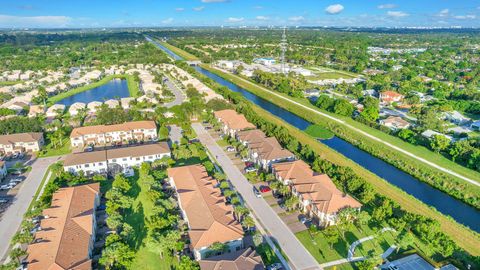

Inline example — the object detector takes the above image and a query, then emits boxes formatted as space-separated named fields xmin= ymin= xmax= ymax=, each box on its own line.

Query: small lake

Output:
xmin=150 ymin=38 xmax=480 ymax=232
xmin=56 ymin=79 xmax=130 ymax=106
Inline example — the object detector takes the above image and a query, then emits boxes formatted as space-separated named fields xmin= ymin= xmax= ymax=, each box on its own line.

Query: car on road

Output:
xmin=245 ymin=166 xmax=257 ymax=173
xmin=0 ymin=185 xmax=10 ymax=190
xmin=244 ymin=161 xmax=254 ymax=167
xmin=259 ymin=186 xmax=271 ymax=193
xmin=226 ymin=146 xmax=235 ymax=152
xmin=300 ymin=217 xmax=312 ymax=224
xmin=85 ymin=146 xmax=94 ymax=152
xmin=0 ymin=198 xmax=8 ymax=204
xmin=267 ymin=263 xmax=283 ymax=270
xmin=253 ymin=186 xmax=262 ymax=198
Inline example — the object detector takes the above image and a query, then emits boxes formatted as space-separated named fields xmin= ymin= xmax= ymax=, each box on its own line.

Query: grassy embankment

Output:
xmin=0 ymin=80 xmax=23 ymax=86
xmin=47 ymin=74 xmax=140 ymax=105
xmin=164 ymin=43 xmax=480 ymax=255
xmin=158 ymin=41 xmax=200 ymax=61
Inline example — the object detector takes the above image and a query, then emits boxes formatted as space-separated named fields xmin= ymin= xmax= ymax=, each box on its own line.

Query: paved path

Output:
xmin=210 ymin=67 xmax=480 ymax=187
xmin=0 ymin=156 xmax=62 ymax=261
xmin=163 ymin=76 xmax=186 ymax=108
xmin=193 ymin=123 xmax=321 ymax=270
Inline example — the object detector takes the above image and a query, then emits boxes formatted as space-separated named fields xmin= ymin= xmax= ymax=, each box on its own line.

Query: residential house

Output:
xmin=254 ymin=57 xmax=276 ymax=66
xmin=70 ymin=121 xmax=158 ymax=148
xmin=68 ymin=102 xmax=86 ymax=116
xmin=63 ymin=143 xmax=171 ymax=175
xmin=28 ymin=105 xmax=45 ymax=118
xmin=87 ymin=101 xmax=103 ymax=114
xmin=443 ymin=111 xmax=470 ymax=125
xmin=199 ymin=248 xmax=264 ymax=270
xmin=379 ymin=116 xmax=410 ymax=130
xmin=7 ymin=101 xmax=28 ymax=114
xmin=379 ymin=91 xmax=404 ymax=104
xmin=167 ymin=165 xmax=244 ymax=260
xmin=104 ymin=99 xmax=119 ymax=109
xmin=272 ymin=160 xmax=361 ymax=227
xmin=46 ymin=104 xmax=66 ymax=118
xmin=421 ymin=130 xmax=453 ymax=141
xmin=121 ymin=97 xmax=135 ymax=109
xmin=0 ymin=132 xmax=44 ymax=155
xmin=26 ymin=183 xmax=100 ymax=270
xmin=0 ymin=161 xmax=7 ymax=179
xmin=214 ymin=110 xmax=255 ymax=137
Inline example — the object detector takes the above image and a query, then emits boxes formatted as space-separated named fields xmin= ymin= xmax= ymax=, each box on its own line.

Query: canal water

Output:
xmin=56 ymin=78 xmax=130 ymax=106
xmin=150 ymin=38 xmax=480 ymax=232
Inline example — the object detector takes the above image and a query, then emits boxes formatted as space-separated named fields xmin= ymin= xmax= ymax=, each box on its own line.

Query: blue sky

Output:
xmin=0 ymin=0 xmax=479 ymax=28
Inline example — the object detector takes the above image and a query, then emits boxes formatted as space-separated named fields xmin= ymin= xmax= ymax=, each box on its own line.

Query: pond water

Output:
xmin=56 ymin=78 xmax=130 ymax=106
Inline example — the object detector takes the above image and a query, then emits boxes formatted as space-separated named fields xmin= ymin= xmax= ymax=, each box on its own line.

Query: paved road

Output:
xmin=0 ymin=156 xmax=62 ymax=261
xmin=210 ymin=66 xmax=480 ymax=187
xmin=192 ymin=123 xmax=321 ymax=270
xmin=163 ymin=77 xmax=186 ymax=108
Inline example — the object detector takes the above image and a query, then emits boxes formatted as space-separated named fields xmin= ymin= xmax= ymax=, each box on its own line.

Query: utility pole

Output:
xmin=280 ymin=26 xmax=287 ymax=75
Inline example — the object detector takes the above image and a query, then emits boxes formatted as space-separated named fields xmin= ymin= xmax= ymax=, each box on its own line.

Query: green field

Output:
xmin=304 ymin=124 xmax=334 ymax=139
xmin=47 ymin=74 xmax=140 ymax=105
xmin=0 ymin=80 xmax=23 ymax=86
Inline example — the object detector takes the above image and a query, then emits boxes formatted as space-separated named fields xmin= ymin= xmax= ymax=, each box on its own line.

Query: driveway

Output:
xmin=0 ymin=156 xmax=62 ymax=261
xmin=163 ymin=77 xmax=186 ymax=108
xmin=192 ymin=123 xmax=321 ymax=270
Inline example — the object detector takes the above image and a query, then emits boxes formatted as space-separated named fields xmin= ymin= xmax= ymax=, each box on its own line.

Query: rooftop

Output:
xmin=70 ymin=121 xmax=156 ymax=138
xmin=214 ymin=110 xmax=255 ymax=131
xmin=199 ymin=248 xmax=264 ymax=270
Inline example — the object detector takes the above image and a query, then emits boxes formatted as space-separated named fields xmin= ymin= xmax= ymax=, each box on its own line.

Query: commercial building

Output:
xmin=167 ymin=165 xmax=244 ymax=260
xmin=70 ymin=121 xmax=158 ymax=148
xmin=214 ymin=110 xmax=255 ymax=137
xmin=63 ymin=143 xmax=170 ymax=175
xmin=272 ymin=160 xmax=361 ymax=227
xmin=199 ymin=247 xmax=264 ymax=270
xmin=26 ymin=183 xmax=100 ymax=270
xmin=0 ymin=132 xmax=44 ymax=155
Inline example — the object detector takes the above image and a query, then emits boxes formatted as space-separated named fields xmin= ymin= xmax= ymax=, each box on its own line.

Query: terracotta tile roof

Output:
xmin=167 ymin=165 xmax=244 ymax=249
xmin=272 ymin=160 xmax=361 ymax=214
xmin=214 ymin=110 xmax=255 ymax=131
xmin=199 ymin=248 xmax=264 ymax=270
xmin=70 ymin=121 xmax=156 ymax=138
xmin=0 ymin=132 xmax=43 ymax=145
xmin=27 ymin=183 xmax=100 ymax=270
xmin=249 ymin=137 xmax=294 ymax=161
xmin=63 ymin=143 xmax=170 ymax=166
xmin=382 ymin=116 xmax=410 ymax=127
xmin=236 ymin=129 xmax=267 ymax=145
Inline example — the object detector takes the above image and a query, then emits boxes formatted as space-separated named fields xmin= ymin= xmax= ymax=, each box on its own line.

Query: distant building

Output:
xmin=87 ymin=101 xmax=103 ymax=114
xmin=304 ymin=89 xmax=320 ymax=98
xmin=214 ymin=110 xmax=256 ymax=137
xmin=68 ymin=102 xmax=86 ymax=116
xmin=104 ymin=99 xmax=119 ymax=109
xmin=121 ymin=97 xmax=135 ymax=109
xmin=380 ymin=254 xmax=458 ymax=270
xmin=254 ymin=57 xmax=276 ymax=66
xmin=46 ymin=104 xmax=66 ymax=118
xmin=443 ymin=110 xmax=470 ymax=125
xmin=70 ymin=121 xmax=157 ymax=148
xmin=199 ymin=248 xmax=264 ymax=270
xmin=63 ymin=143 xmax=171 ymax=176
xmin=26 ymin=183 xmax=100 ymax=270
xmin=167 ymin=165 xmax=244 ymax=260
xmin=272 ymin=160 xmax=361 ymax=227
xmin=0 ymin=132 xmax=44 ymax=155
xmin=421 ymin=130 xmax=453 ymax=141
xmin=28 ymin=105 xmax=45 ymax=118
xmin=379 ymin=91 xmax=404 ymax=104
xmin=379 ymin=116 xmax=410 ymax=130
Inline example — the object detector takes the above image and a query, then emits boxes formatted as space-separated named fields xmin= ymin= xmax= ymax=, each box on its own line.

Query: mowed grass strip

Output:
xmin=160 ymin=41 xmax=199 ymax=61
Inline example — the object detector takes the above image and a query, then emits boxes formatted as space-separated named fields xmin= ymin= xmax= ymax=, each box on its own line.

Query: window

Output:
xmin=136 ymin=157 xmax=140 ymax=161
xmin=112 ymin=159 xmax=117 ymax=162
xmin=98 ymin=162 xmax=103 ymax=165
xmin=123 ymin=158 xmax=127 ymax=161
xmin=85 ymin=164 xmax=90 ymax=168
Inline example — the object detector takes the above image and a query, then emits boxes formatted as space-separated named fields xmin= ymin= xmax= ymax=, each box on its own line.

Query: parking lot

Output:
xmin=0 ymin=155 xmax=32 ymax=219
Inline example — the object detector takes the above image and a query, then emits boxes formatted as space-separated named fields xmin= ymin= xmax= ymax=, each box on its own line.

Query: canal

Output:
xmin=150 ymin=38 xmax=480 ymax=232
xmin=56 ymin=78 xmax=130 ymax=106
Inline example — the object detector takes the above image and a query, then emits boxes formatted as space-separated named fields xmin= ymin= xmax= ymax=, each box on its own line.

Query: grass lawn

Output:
xmin=325 ymin=263 xmax=356 ymax=270
xmin=0 ymin=80 xmax=23 ymax=86
xmin=216 ymin=138 xmax=230 ymax=147
xmin=47 ymin=74 xmax=140 ymax=105
xmin=304 ymin=124 xmax=334 ymax=139
xmin=296 ymin=224 xmax=397 ymax=264
xmin=37 ymin=138 xmax=71 ymax=157
xmin=124 ymin=173 xmax=178 ymax=269
xmin=256 ymin=243 xmax=281 ymax=265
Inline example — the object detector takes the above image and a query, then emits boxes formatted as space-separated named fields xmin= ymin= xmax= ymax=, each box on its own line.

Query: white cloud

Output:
xmin=377 ymin=4 xmax=397 ymax=9
xmin=162 ymin=18 xmax=174 ymax=24
xmin=226 ymin=17 xmax=244 ymax=23
xmin=288 ymin=16 xmax=305 ymax=22
xmin=453 ymin=15 xmax=476 ymax=19
xmin=175 ymin=8 xmax=185 ymax=12
xmin=193 ymin=6 xmax=205 ymax=11
xmin=0 ymin=14 xmax=71 ymax=28
xmin=255 ymin=16 xmax=269 ymax=21
xmin=387 ymin=11 xmax=409 ymax=18
xmin=325 ymin=4 xmax=344 ymax=15
xmin=438 ymin=9 xmax=449 ymax=17
xmin=201 ymin=0 xmax=228 ymax=2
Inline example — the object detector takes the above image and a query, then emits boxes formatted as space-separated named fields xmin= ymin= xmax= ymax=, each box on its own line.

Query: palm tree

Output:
xmin=242 ymin=216 xmax=256 ymax=230
xmin=234 ymin=205 xmax=250 ymax=221
xmin=9 ymin=248 xmax=27 ymax=264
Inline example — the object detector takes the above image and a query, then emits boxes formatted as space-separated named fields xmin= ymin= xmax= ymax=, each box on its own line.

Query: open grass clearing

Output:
xmin=304 ymin=124 xmax=334 ymax=139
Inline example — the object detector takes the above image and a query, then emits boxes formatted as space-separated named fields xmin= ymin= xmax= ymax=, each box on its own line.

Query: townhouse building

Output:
xmin=63 ymin=143 xmax=170 ymax=175
xmin=272 ymin=160 xmax=361 ymax=227
xmin=199 ymin=247 xmax=265 ymax=270
xmin=0 ymin=132 xmax=44 ymax=155
xmin=214 ymin=109 xmax=255 ymax=137
xmin=27 ymin=183 xmax=100 ymax=270
xmin=70 ymin=121 xmax=158 ymax=148
xmin=167 ymin=165 xmax=244 ymax=260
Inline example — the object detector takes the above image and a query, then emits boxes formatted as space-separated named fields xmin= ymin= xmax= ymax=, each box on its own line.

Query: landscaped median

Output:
xmin=200 ymin=64 xmax=480 ymax=209
xmin=47 ymin=74 xmax=140 ymax=105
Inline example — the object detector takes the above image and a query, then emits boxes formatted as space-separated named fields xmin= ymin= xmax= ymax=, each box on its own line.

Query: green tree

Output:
xmin=9 ymin=248 xmax=27 ymax=264
xmin=112 ymin=174 xmax=131 ymax=192
xmin=159 ymin=125 xmax=169 ymax=141
xmin=178 ymin=256 xmax=200 ymax=270
xmin=99 ymin=241 xmax=135 ymax=270
xmin=396 ymin=231 xmax=415 ymax=252
xmin=430 ymin=134 xmax=450 ymax=153
xmin=323 ymin=226 xmax=340 ymax=249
